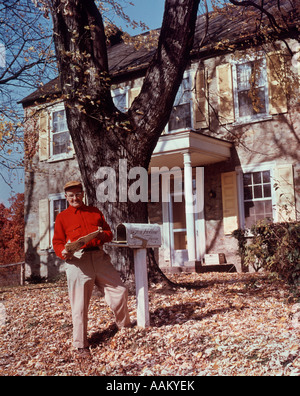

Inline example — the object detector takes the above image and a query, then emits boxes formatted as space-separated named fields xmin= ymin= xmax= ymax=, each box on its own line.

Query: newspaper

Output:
xmin=65 ymin=227 xmax=102 ymax=255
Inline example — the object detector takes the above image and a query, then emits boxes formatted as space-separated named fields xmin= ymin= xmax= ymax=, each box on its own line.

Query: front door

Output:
xmin=169 ymin=192 xmax=189 ymax=266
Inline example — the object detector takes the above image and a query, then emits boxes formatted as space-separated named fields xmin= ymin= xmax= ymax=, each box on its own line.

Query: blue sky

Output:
xmin=0 ymin=152 xmax=24 ymax=207
xmin=114 ymin=0 xmax=165 ymax=34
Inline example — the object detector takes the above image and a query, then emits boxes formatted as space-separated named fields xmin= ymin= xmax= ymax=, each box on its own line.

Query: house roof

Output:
xmin=20 ymin=0 xmax=299 ymax=107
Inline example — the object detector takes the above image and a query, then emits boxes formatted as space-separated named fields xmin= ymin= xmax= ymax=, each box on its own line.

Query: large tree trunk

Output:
xmin=50 ymin=0 xmax=200 ymax=287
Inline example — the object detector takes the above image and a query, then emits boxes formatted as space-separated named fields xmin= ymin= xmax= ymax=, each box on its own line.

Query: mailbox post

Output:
xmin=133 ymin=248 xmax=149 ymax=328
xmin=110 ymin=223 xmax=161 ymax=328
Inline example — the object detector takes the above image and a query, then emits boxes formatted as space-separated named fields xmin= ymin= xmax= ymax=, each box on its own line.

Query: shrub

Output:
xmin=233 ymin=222 xmax=300 ymax=285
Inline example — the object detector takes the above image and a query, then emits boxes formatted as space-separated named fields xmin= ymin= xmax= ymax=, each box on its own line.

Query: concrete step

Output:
xmin=196 ymin=264 xmax=237 ymax=273
xmin=162 ymin=264 xmax=236 ymax=274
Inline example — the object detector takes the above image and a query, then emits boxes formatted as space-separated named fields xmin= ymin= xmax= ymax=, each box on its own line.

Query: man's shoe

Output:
xmin=76 ymin=347 xmax=91 ymax=358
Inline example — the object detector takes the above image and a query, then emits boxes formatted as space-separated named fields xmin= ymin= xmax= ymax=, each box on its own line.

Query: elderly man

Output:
xmin=53 ymin=181 xmax=130 ymax=356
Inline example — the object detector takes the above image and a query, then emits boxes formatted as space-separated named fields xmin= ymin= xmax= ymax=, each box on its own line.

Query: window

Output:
xmin=168 ymin=75 xmax=193 ymax=132
xmin=49 ymin=194 xmax=68 ymax=246
xmin=171 ymin=194 xmax=187 ymax=250
xmin=53 ymin=197 xmax=67 ymax=222
xmin=112 ymin=88 xmax=127 ymax=113
xmin=237 ymin=162 xmax=296 ymax=229
xmin=243 ymin=170 xmax=273 ymax=228
xmin=233 ymin=57 xmax=269 ymax=123
xmin=50 ymin=108 xmax=72 ymax=158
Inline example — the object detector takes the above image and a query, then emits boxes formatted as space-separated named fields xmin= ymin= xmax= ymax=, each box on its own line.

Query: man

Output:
xmin=52 ymin=180 xmax=131 ymax=356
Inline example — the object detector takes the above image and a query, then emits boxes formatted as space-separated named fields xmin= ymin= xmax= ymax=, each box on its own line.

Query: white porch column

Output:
xmin=183 ymin=151 xmax=196 ymax=263
xmin=195 ymin=167 xmax=206 ymax=261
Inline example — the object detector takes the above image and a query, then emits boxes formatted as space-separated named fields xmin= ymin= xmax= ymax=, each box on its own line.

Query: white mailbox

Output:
xmin=115 ymin=223 xmax=161 ymax=248
xmin=110 ymin=223 xmax=161 ymax=328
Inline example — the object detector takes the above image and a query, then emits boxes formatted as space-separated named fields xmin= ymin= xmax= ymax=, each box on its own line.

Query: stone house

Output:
xmin=21 ymin=2 xmax=300 ymax=279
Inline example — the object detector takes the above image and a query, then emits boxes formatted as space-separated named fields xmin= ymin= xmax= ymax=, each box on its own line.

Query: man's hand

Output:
xmin=96 ymin=227 xmax=104 ymax=241
xmin=62 ymin=249 xmax=74 ymax=260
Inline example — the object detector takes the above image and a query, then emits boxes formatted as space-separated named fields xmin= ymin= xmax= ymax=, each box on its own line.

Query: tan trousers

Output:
xmin=65 ymin=249 xmax=130 ymax=348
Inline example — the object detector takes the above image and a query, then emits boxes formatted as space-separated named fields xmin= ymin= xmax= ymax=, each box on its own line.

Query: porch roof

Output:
xmin=150 ymin=131 xmax=232 ymax=169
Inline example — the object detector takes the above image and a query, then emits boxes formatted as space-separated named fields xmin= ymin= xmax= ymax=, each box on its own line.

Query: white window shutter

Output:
xmin=194 ymin=68 xmax=209 ymax=129
xmin=39 ymin=110 xmax=49 ymax=161
xmin=216 ymin=63 xmax=234 ymax=124
xmin=221 ymin=171 xmax=239 ymax=235
xmin=267 ymin=52 xmax=288 ymax=115
xmin=39 ymin=199 xmax=50 ymax=250
xmin=274 ymin=164 xmax=296 ymax=222
xmin=129 ymin=87 xmax=141 ymax=108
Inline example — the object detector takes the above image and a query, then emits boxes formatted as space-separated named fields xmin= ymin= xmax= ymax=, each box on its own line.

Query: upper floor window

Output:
xmin=38 ymin=104 xmax=74 ymax=162
xmin=232 ymin=57 xmax=269 ymax=123
xmin=168 ymin=74 xmax=193 ymax=132
xmin=111 ymin=73 xmax=199 ymax=134
xmin=112 ymin=88 xmax=127 ymax=113
xmin=51 ymin=108 xmax=72 ymax=158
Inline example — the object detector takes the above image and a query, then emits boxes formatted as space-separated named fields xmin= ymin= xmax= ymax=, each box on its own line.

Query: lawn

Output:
xmin=0 ymin=272 xmax=299 ymax=376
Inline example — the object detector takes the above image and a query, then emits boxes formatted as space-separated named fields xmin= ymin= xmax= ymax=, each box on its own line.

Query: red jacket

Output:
xmin=52 ymin=204 xmax=113 ymax=260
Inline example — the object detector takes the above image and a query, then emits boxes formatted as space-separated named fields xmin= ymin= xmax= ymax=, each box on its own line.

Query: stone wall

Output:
xmin=25 ymin=144 xmax=81 ymax=279
xmin=0 ymin=263 xmax=24 ymax=287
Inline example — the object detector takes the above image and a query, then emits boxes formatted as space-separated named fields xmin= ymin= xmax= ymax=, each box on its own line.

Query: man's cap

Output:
xmin=64 ymin=180 xmax=83 ymax=191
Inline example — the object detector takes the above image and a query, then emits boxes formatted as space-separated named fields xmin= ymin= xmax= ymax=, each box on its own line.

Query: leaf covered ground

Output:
xmin=0 ymin=272 xmax=300 ymax=376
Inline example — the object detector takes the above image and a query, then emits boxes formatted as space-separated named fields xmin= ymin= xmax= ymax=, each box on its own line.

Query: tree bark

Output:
xmin=49 ymin=0 xmax=200 ymax=286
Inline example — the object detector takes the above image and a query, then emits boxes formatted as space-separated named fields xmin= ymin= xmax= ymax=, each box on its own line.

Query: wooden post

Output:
xmin=20 ymin=262 xmax=25 ymax=286
xmin=133 ymin=248 xmax=150 ymax=328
